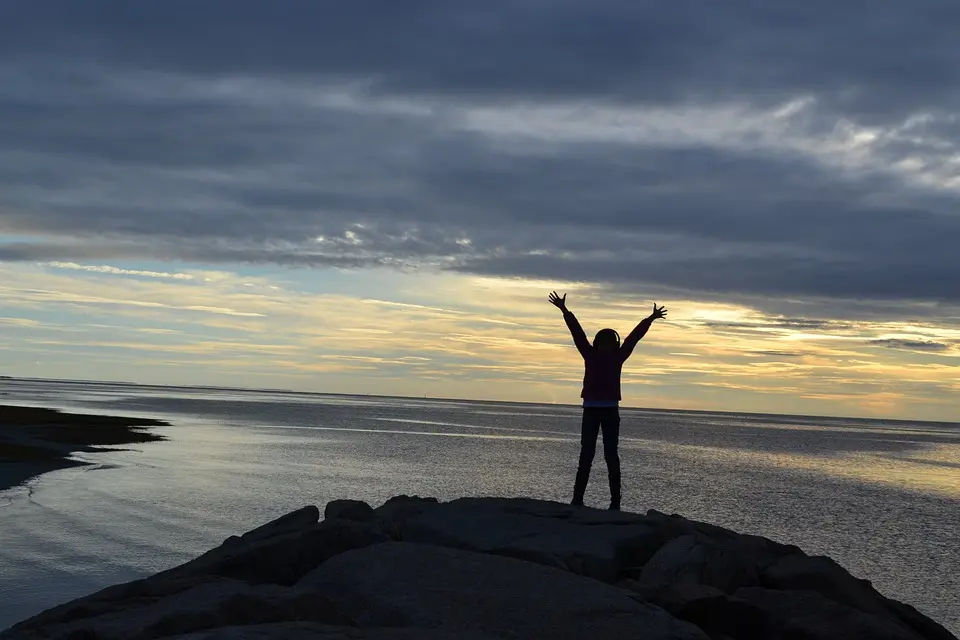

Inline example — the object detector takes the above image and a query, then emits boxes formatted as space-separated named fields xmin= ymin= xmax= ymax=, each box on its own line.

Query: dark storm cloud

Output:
xmin=1 ymin=0 xmax=959 ymax=313
xmin=3 ymin=0 xmax=958 ymax=118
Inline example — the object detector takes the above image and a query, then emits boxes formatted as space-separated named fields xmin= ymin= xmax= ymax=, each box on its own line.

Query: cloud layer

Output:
xmin=2 ymin=261 xmax=957 ymax=420
xmin=2 ymin=0 xmax=959 ymax=310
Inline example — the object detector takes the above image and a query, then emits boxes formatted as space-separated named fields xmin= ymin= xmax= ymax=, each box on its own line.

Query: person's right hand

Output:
xmin=548 ymin=291 xmax=568 ymax=311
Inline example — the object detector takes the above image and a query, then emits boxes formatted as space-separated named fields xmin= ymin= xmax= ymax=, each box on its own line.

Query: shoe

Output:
xmin=571 ymin=498 xmax=584 ymax=507
xmin=608 ymin=502 xmax=620 ymax=511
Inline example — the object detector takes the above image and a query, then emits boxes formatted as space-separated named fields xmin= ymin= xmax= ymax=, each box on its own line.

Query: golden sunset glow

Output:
xmin=1 ymin=261 xmax=955 ymax=422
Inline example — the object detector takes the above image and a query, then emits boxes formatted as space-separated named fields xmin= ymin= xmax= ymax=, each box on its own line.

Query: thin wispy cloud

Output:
xmin=44 ymin=262 xmax=195 ymax=280
xmin=869 ymin=338 xmax=955 ymax=353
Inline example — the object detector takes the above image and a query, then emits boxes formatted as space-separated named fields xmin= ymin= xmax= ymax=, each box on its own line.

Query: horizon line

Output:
xmin=1 ymin=375 xmax=957 ymax=427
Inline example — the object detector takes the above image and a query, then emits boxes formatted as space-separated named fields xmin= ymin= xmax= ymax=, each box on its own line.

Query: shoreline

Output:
xmin=0 ymin=459 xmax=87 ymax=495
xmin=0 ymin=405 xmax=169 ymax=492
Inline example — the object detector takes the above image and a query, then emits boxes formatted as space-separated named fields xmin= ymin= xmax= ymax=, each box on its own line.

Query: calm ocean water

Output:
xmin=1 ymin=378 xmax=958 ymax=633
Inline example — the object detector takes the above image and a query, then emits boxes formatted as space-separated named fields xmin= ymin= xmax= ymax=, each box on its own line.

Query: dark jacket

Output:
xmin=563 ymin=310 xmax=653 ymax=402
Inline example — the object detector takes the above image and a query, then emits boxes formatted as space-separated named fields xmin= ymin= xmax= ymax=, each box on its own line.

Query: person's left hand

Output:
xmin=651 ymin=304 xmax=667 ymax=320
xmin=548 ymin=291 xmax=568 ymax=312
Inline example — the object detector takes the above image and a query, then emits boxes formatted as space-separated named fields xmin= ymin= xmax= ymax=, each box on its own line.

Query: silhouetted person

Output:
xmin=549 ymin=291 xmax=667 ymax=510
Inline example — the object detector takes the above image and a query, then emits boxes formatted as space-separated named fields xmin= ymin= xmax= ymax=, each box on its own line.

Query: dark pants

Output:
xmin=573 ymin=406 xmax=621 ymax=506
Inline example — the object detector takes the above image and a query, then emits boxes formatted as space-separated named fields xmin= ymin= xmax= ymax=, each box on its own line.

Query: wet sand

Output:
xmin=0 ymin=405 xmax=168 ymax=491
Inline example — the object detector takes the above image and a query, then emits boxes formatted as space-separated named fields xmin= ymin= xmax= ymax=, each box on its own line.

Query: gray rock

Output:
xmin=623 ymin=582 xmax=768 ymax=640
xmin=639 ymin=532 xmax=797 ymax=594
xmin=496 ymin=528 xmax=620 ymax=578
xmin=2 ymin=575 xmax=222 ymax=636
xmin=371 ymin=495 xmax=440 ymax=537
xmin=374 ymin=495 xmax=439 ymax=520
xmin=450 ymin=496 xmax=649 ymax=526
xmin=399 ymin=501 xmax=561 ymax=545
xmin=762 ymin=553 xmax=890 ymax=616
xmin=736 ymin=587 xmax=925 ymax=640
xmin=3 ymin=510 xmax=387 ymax=638
xmin=2 ymin=578 xmax=348 ymax=640
xmin=879 ymin=596 xmax=959 ymax=640
xmin=234 ymin=506 xmax=320 ymax=545
xmin=761 ymin=554 xmax=960 ymax=639
xmin=639 ymin=535 xmax=710 ymax=586
xmin=6 ymin=495 xmax=952 ymax=640
xmin=324 ymin=500 xmax=375 ymax=523
xmin=163 ymin=622 xmax=496 ymax=639
xmin=155 ymin=518 xmax=390 ymax=586
xmin=700 ymin=533 xmax=796 ymax=593
xmin=297 ymin=541 xmax=709 ymax=640
xmin=392 ymin=497 xmax=671 ymax=582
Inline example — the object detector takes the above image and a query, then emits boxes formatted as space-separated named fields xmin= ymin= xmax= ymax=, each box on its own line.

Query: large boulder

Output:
xmin=155 ymin=517 xmax=389 ymax=586
xmin=623 ymin=582 xmax=769 ymax=640
xmin=639 ymin=532 xmax=797 ymax=593
xmin=1 ymin=575 xmax=228 ymax=635
xmin=165 ymin=622 xmax=496 ymax=639
xmin=761 ymin=554 xmax=958 ymax=640
xmin=385 ymin=496 xmax=677 ymax=582
xmin=639 ymin=535 xmax=710 ymax=586
xmin=297 ymin=541 xmax=709 ymax=640
xmin=323 ymin=500 xmax=375 ymax=523
xmin=1 ymin=578 xmax=348 ymax=640
xmin=736 ymin=587 xmax=926 ymax=640
xmin=761 ymin=553 xmax=888 ymax=615
xmin=700 ymin=533 xmax=797 ymax=592
xmin=371 ymin=495 xmax=440 ymax=538
xmin=225 ymin=506 xmax=320 ymax=546
xmin=880 ymin=597 xmax=959 ymax=640
xmin=1 ymin=509 xmax=389 ymax=639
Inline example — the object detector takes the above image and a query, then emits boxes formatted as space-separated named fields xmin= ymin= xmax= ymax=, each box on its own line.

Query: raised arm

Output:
xmin=549 ymin=291 xmax=591 ymax=358
xmin=620 ymin=303 xmax=667 ymax=360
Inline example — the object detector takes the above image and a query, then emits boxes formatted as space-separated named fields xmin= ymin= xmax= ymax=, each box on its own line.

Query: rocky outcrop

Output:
xmin=153 ymin=510 xmax=390 ymax=586
xmin=298 ymin=542 xmax=705 ymax=639
xmin=2 ymin=496 xmax=954 ymax=640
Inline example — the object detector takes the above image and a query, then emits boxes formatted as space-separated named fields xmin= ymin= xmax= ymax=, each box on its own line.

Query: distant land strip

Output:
xmin=0 ymin=405 xmax=168 ymax=491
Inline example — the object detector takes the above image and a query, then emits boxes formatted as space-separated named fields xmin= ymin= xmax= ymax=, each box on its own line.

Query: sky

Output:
xmin=1 ymin=1 xmax=958 ymax=421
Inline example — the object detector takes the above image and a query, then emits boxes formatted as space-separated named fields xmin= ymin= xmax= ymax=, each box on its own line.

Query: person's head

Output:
xmin=593 ymin=328 xmax=620 ymax=353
